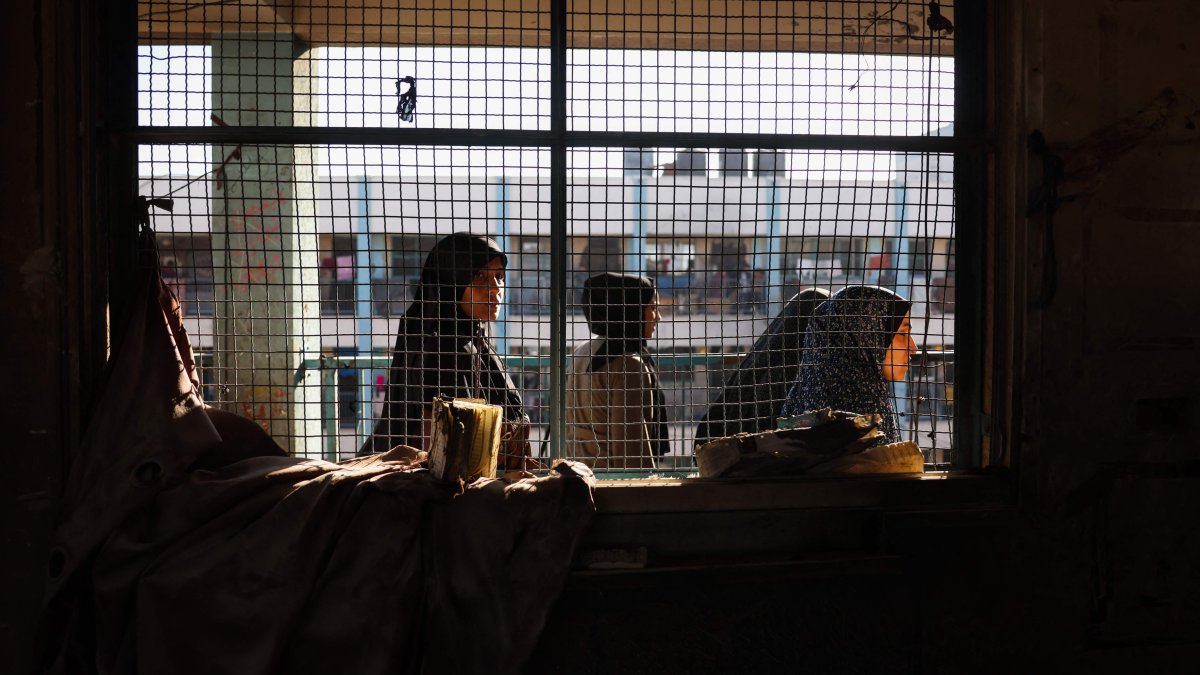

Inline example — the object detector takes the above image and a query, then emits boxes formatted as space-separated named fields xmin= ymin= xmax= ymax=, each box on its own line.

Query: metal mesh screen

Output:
xmin=135 ymin=0 xmax=965 ymax=473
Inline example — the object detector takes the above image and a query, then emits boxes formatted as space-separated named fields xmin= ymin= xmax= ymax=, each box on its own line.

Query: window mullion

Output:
xmin=548 ymin=0 xmax=569 ymax=459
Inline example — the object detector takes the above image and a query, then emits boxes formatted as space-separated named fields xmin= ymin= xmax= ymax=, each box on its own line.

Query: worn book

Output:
xmin=428 ymin=396 xmax=503 ymax=482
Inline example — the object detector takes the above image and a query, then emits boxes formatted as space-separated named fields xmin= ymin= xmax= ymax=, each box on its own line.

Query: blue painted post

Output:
xmin=354 ymin=176 xmax=376 ymax=447
xmin=626 ymin=178 xmax=647 ymax=275
xmin=321 ymin=363 xmax=338 ymax=462
xmin=763 ymin=177 xmax=783 ymax=318
xmin=894 ymin=178 xmax=913 ymax=293
xmin=494 ymin=177 xmax=510 ymax=356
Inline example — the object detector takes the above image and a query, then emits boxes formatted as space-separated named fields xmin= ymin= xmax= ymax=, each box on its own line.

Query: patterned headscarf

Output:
xmin=781 ymin=286 xmax=912 ymax=442
xmin=694 ymin=288 xmax=831 ymax=447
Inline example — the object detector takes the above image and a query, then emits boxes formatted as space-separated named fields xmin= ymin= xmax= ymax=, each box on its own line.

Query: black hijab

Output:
xmin=581 ymin=272 xmax=656 ymax=371
xmin=408 ymin=231 xmax=509 ymax=328
xmin=694 ymin=288 xmax=831 ymax=448
xmin=580 ymin=272 xmax=669 ymax=456
xmin=362 ymin=232 xmax=522 ymax=455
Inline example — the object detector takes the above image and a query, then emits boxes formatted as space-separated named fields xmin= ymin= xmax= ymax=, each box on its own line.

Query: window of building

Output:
xmin=133 ymin=1 xmax=980 ymax=473
xmin=319 ymin=234 xmax=356 ymax=316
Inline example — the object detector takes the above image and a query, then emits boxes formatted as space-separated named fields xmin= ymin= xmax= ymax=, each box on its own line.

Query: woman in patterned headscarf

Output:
xmin=566 ymin=272 xmax=667 ymax=469
xmin=781 ymin=285 xmax=917 ymax=443
xmin=360 ymin=232 xmax=530 ymax=469
xmin=694 ymin=288 xmax=831 ymax=448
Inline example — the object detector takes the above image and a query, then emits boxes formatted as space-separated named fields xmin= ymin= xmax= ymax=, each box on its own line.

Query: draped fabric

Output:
xmin=363 ymin=233 xmax=525 ymax=456
xmin=37 ymin=233 xmax=596 ymax=675
xmin=781 ymin=286 xmax=912 ymax=443
xmin=694 ymin=289 xmax=830 ymax=448
xmin=41 ymin=450 xmax=595 ymax=675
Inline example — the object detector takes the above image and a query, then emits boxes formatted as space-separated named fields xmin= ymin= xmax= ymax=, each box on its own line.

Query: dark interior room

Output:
xmin=3 ymin=1 xmax=1200 ymax=672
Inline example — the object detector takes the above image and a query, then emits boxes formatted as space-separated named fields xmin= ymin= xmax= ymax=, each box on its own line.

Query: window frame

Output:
xmin=116 ymin=0 xmax=993 ymax=481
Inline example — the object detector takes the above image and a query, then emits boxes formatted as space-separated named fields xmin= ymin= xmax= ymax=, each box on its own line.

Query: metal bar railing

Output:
xmin=301 ymin=349 xmax=957 ymax=464
xmin=300 ymin=352 xmax=753 ymax=374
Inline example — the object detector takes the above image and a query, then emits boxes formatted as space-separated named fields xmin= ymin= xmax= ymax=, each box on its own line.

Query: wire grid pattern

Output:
xmin=135 ymin=0 xmax=961 ymax=471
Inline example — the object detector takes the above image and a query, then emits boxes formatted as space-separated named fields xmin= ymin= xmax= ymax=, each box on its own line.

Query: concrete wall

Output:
xmin=1010 ymin=0 xmax=1200 ymax=665
xmin=144 ymin=175 xmax=939 ymax=238
xmin=531 ymin=1 xmax=1200 ymax=671
xmin=1 ymin=1 xmax=106 ymax=673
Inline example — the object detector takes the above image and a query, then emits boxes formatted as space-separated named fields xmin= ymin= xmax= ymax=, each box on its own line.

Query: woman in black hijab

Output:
xmin=693 ymin=288 xmax=831 ymax=448
xmin=360 ymin=233 xmax=531 ymax=469
xmin=566 ymin=273 xmax=668 ymax=469
xmin=780 ymin=285 xmax=916 ymax=443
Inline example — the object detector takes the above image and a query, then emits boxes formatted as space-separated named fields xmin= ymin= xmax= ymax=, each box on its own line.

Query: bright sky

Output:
xmin=138 ymin=45 xmax=953 ymax=179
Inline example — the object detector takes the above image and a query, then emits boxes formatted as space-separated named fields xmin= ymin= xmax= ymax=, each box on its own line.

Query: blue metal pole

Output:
xmin=321 ymin=363 xmax=338 ymax=462
xmin=354 ymin=176 xmax=376 ymax=446
xmin=764 ymin=176 xmax=783 ymax=317
xmin=494 ymin=176 xmax=510 ymax=356
xmin=894 ymin=178 xmax=912 ymax=292
xmin=626 ymin=177 xmax=647 ymax=275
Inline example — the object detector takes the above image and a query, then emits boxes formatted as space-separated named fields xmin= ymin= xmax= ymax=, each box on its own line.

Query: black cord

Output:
xmin=137 ymin=0 xmax=236 ymax=20
xmin=846 ymin=1 xmax=905 ymax=91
